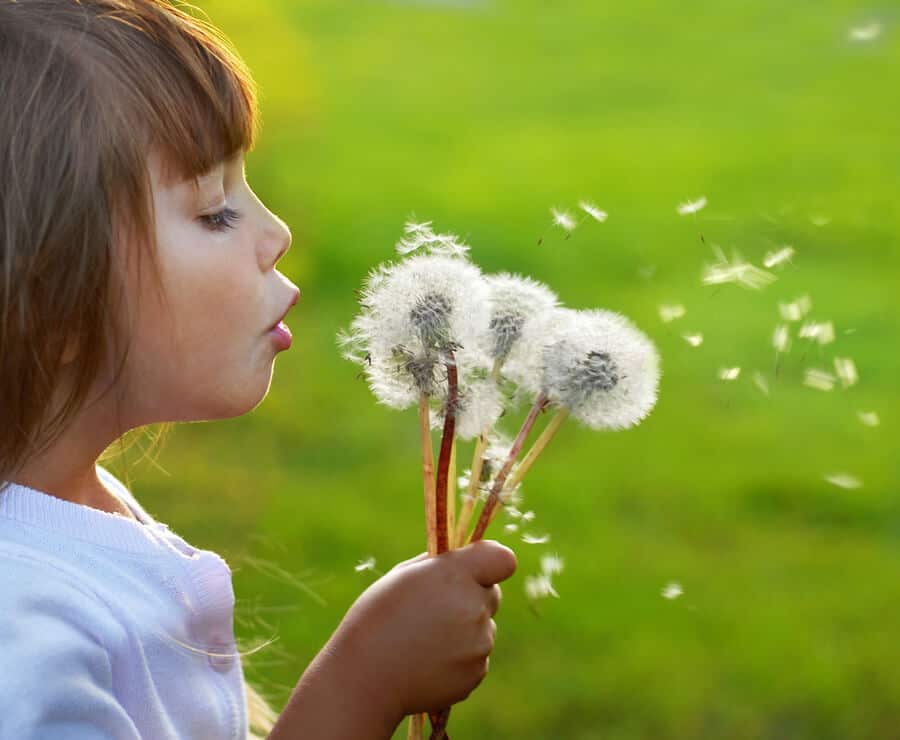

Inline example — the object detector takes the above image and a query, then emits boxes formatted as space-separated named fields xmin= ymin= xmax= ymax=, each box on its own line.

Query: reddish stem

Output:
xmin=434 ymin=355 xmax=458 ymax=554
xmin=469 ymin=391 xmax=547 ymax=542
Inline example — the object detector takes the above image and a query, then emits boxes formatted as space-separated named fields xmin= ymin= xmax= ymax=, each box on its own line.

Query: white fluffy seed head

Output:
xmin=481 ymin=273 xmax=561 ymax=365
xmin=394 ymin=220 xmax=471 ymax=258
xmin=508 ymin=308 xmax=660 ymax=431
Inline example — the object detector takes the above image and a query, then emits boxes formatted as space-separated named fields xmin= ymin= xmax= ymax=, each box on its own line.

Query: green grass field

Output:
xmin=108 ymin=2 xmax=900 ymax=737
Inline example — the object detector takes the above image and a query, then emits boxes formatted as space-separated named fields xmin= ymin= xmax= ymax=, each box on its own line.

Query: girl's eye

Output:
xmin=200 ymin=207 xmax=242 ymax=232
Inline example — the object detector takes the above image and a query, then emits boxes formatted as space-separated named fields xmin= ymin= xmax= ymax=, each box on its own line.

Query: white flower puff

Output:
xmin=520 ymin=308 xmax=660 ymax=430
xmin=339 ymin=253 xmax=492 ymax=405
xmin=481 ymin=273 xmax=561 ymax=366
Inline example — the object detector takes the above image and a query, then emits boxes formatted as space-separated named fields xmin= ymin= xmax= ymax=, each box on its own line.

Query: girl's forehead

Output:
xmin=148 ymin=150 xmax=242 ymax=203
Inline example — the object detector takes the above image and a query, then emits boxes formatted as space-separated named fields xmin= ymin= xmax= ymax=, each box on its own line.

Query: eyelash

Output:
xmin=200 ymin=207 xmax=242 ymax=232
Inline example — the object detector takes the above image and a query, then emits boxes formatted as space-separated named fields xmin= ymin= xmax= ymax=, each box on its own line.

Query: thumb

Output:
xmin=453 ymin=540 xmax=517 ymax=587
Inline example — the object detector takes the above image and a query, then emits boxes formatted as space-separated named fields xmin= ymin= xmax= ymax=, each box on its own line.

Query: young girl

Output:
xmin=0 ymin=1 xmax=517 ymax=738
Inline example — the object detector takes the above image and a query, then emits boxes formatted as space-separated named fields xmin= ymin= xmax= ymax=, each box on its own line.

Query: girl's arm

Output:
xmin=267 ymin=541 xmax=517 ymax=740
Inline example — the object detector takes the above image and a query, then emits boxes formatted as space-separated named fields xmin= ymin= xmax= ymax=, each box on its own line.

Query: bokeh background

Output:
xmin=109 ymin=1 xmax=900 ymax=737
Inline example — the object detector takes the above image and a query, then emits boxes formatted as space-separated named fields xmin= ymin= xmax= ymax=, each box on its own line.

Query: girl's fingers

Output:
xmin=486 ymin=584 xmax=502 ymax=617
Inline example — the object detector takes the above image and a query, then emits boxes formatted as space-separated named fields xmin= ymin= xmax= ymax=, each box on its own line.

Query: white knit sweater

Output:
xmin=0 ymin=466 xmax=249 ymax=739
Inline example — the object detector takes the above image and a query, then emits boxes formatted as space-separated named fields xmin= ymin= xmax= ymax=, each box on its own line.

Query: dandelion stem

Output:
xmin=486 ymin=407 xmax=569 ymax=529
xmin=468 ymin=391 xmax=548 ymax=543
xmin=434 ymin=355 xmax=458 ymax=554
xmin=419 ymin=394 xmax=438 ymax=556
xmin=506 ymin=406 xmax=568 ymax=493
xmin=407 ymin=714 xmax=425 ymax=740
xmin=454 ymin=359 xmax=503 ymax=547
xmin=447 ymin=437 xmax=457 ymax=547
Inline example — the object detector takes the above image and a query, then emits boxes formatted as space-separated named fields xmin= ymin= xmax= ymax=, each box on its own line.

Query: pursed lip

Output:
xmin=268 ymin=289 xmax=301 ymax=331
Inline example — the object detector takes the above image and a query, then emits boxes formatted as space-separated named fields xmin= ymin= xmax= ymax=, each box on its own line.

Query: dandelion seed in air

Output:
xmin=702 ymin=247 xmax=776 ymax=290
xmin=719 ymin=367 xmax=741 ymax=381
xmin=779 ymin=295 xmax=812 ymax=322
xmin=834 ymin=357 xmax=858 ymax=388
xmin=540 ymin=553 xmax=564 ymax=576
xmin=677 ymin=196 xmax=707 ymax=215
xmin=355 ymin=557 xmax=377 ymax=572
xmin=849 ymin=22 xmax=882 ymax=42
xmin=773 ymin=325 xmax=791 ymax=354
xmin=799 ymin=321 xmax=835 ymax=346
xmin=804 ymin=368 xmax=836 ymax=391
xmin=763 ymin=246 xmax=795 ymax=269
xmin=752 ymin=371 xmax=770 ymax=395
xmin=662 ymin=582 xmax=683 ymax=600
xmin=683 ymin=333 xmax=703 ymax=347
xmin=522 ymin=533 xmax=551 ymax=545
xmin=857 ymin=410 xmax=880 ymax=427
xmin=525 ymin=573 xmax=559 ymax=600
xmin=504 ymin=523 xmax=519 ymax=533
xmin=579 ymin=201 xmax=608 ymax=222
xmin=659 ymin=304 xmax=686 ymax=323
xmin=551 ymin=207 xmax=577 ymax=232
xmin=825 ymin=473 xmax=862 ymax=489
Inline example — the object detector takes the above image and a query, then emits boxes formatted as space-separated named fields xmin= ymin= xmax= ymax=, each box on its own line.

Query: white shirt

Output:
xmin=0 ymin=466 xmax=249 ymax=739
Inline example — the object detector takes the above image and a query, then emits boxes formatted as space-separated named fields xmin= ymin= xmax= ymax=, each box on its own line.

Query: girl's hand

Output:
xmin=332 ymin=540 xmax=517 ymax=719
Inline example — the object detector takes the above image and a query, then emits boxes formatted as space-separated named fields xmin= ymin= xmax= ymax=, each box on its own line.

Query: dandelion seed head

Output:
xmin=510 ymin=308 xmax=660 ymax=431
xmin=662 ymin=582 xmax=683 ymax=600
xmin=677 ymin=196 xmax=707 ymax=215
xmin=355 ymin=557 xmax=377 ymax=572
xmin=719 ymin=367 xmax=741 ymax=381
xmin=482 ymin=273 xmax=561 ymax=365
xmin=857 ymin=410 xmax=880 ymax=427
xmin=804 ymin=368 xmax=836 ymax=391
xmin=763 ymin=246 xmax=795 ymax=269
xmin=683 ymin=333 xmax=704 ymax=347
xmin=825 ymin=473 xmax=862 ymax=489
xmin=834 ymin=357 xmax=858 ymax=388
xmin=551 ymin=207 xmax=577 ymax=232
xmin=453 ymin=377 xmax=505 ymax=440
xmin=659 ymin=304 xmax=687 ymax=323
xmin=395 ymin=220 xmax=471 ymax=258
xmin=578 ymin=201 xmax=608 ymax=222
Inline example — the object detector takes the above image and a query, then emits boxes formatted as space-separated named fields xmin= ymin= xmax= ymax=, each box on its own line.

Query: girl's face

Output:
xmin=116 ymin=150 xmax=299 ymax=425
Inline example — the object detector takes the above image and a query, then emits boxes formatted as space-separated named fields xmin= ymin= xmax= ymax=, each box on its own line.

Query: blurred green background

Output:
xmin=109 ymin=1 xmax=900 ymax=737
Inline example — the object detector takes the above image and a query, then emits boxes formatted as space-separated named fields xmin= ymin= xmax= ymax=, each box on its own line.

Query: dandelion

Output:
xmin=763 ymin=246 xmax=795 ymax=269
xmin=659 ymin=304 xmax=686 ymax=323
xmin=798 ymin=321 xmax=835 ymax=346
xmin=752 ymin=371 xmax=770 ymax=395
xmin=525 ymin=573 xmax=559 ymax=600
xmin=702 ymin=247 xmax=776 ymax=290
xmin=834 ymin=357 xmax=858 ymax=388
xmin=825 ymin=473 xmax=862 ymax=489
xmin=804 ymin=368 xmax=836 ymax=391
xmin=683 ymin=333 xmax=703 ymax=347
xmin=849 ymin=22 xmax=882 ymax=42
xmin=520 ymin=510 xmax=536 ymax=523
xmin=773 ymin=325 xmax=790 ymax=354
xmin=540 ymin=553 xmax=564 ymax=576
xmin=522 ymin=533 xmax=550 ymax=545
xmin=677 ymin=196 xmax=707 ymax=215
xmin=579 ymin=201 xmax=608 ymax=222
xmin=504 ymin=523 xmax=519 ymax=533
xmin=354 ymin=557 xmax=377 ymax=572
xmin=662 ymin=582 xmax=683 ymax=600
xmin=482 ymin=273 xmax=560 ymax=365
xmin=857 ymin=410 xmax=880 ymax=427
xmin=719 ymin=367 xmax=741 ymax=381
xmin=779 ymin=295 xmax=812 ymax=322
xmin=809 ymin=214 xmax=832 ymax=227
xmin=551 ymin=207 xmax=577 ymax=232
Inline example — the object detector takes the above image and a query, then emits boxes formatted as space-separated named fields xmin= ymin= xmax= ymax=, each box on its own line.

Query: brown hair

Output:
xmin=0 ymin=0 xmax=278 ymax=734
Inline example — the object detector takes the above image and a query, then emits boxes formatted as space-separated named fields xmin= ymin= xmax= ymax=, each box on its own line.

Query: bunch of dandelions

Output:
xmin=337 ymin=221 xmax=661 ymax=740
